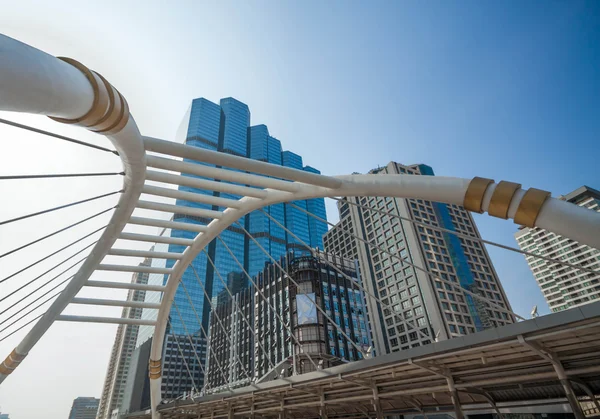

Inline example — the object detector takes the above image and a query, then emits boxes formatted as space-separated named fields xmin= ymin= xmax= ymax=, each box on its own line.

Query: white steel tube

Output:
xmin=146 ymin=170 xmax=270 ymax=199
xmin=97 ymin=264 xmax=173 ymax=274
xmin=147 ymin=155 xmax=307 ymax=193
xmin=142 ymin=185 xmax=241 ymax=209
xmin=118 ymin=232 xmax=194 ymax=246
xmin=0 ymin=34 xmax=93 ymax=119
xmin=143 ymin=136 xmax=343 ymax=189
xmin=86 ymin=280 xmax=166 ymax=292
xmin=0 ymin=34 xmax=146 ymax=385
xmin=137 ymin=200 xmax=224 ymax=219
xmin=56 ymin=315 xmax=157 ymax=326
xmin=128 ymin=216 xmax=208 ymax=233
xmin=107 ymin=248 xmax=183 ymax=260
xmin=71 ymin=297 xmax=161 ymax=309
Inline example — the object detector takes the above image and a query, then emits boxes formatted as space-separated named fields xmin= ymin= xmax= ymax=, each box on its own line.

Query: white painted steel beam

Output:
xmin=144 ymin=136 xmax=344 ymax=189
xmin=146 ymin=170 xmax=270 ymax=199
xmin=147 ymin=155 xmax=307 ymax=193
xmin=85 ymin=280 xmax=166 ymax=292
xmin=56 ymin=315 xmax=157 ymax=326
xmin=118 ymin=232 xmax=194 ymax=246
xmin=107 ymin=248 xmax=183 ymax=260
xmin=142 ymin=185 xmax=241 ymax=209
xmin=137 ymin=200 xmax=224 ymax=219
xmin=128 ymin=216 xmax=207 ymax=233
xmin=97 ymin=264 xmax=173 ymax=274
xmin=71 ymin=297 xmax=161 ymax=309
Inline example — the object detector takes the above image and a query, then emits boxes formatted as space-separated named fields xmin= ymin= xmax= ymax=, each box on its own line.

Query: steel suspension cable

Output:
xmin=0 ymin=236 xmax=97 ymax=291
xmin=0 ymin=190 xmax=122 ymax=226
xmin=0 ymin=254 xmax=87 ymax=306
xmin=290 ymin=202 xmax=525 ymax=322
xmin=261 ymin=208 xmax=433 ymax=342
xmin=334 ymin=198 xmax=599 ymax=276
xmin=0 ymin=172 xmax=124 ymax=181
xmin=216 ymin=236 xmax=320 ymax=372
xmin=0 ymin=206 xmax=114 ymax=260
xmin=0 ymin=314 xmax=43 ymax=344
xmin=0 ymin=117 xmax=119 ymax=155
xmin=166 ymin=314 xmax=200 ymax=395
xmin=0 ymin=273 xmax=74 ymax=327
xmin=0 ymin=241 xmax=96 ymax=310
xmin=0 ymin=274 xmax=75 ymax=319
xmin=188 ymin=265 xmax=252 ymax=381
xmin=0 ymin=289 xmax=62 ymax=338
xmin=0 ymin=225 xmax=104 ymax=284
xmin=236 ymin=221 xmax=367 ymax=358
xmin=203 ymin=248 xmax=275 ymax=372
xmin=173 ymin=284 xmax=233 ymax=390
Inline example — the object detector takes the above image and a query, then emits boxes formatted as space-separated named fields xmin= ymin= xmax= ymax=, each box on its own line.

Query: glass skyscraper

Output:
xmin=161 ymin=97 xmax=328 ymax=397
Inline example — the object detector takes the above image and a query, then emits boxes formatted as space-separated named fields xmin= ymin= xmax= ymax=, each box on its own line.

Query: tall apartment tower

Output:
xmin=158 ymin=97 xmax=328 ymax=397
xmin=515 ymin=186 xmax=600 ymax=313
xmin=96 ymin=258 xmax=151 ymax=419
xmin=204 ymin=252 xmax=370 ymax=392
xmin=323 ymin=162 xmax=514 ymax=355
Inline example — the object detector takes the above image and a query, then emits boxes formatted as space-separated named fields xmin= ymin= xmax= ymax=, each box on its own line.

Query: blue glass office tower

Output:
xmin=161 ymin=97 xmax=328 ymax=397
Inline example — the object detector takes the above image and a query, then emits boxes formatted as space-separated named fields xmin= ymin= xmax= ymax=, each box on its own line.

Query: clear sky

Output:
xmin=1 ymin=1 xmax=599 ymax=417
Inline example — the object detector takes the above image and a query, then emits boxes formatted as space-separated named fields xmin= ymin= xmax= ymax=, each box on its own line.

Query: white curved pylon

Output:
xmin=0 ymin=33 xmax=599 ymax=419
xmin=0 ymin=34 xmax=146 ymax=382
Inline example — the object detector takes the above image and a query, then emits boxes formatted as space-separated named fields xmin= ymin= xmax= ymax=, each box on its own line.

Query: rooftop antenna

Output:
xmin=531 ymin=305 xmax=539 ymax=319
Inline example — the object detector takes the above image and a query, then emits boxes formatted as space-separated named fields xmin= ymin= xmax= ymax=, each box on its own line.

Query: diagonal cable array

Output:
xmin=0 ymin=206 xmax=115 ymax=260
xmin=0 ymin=117 xmax=119 ymax=155
xmin=0 ymin=225 xmax=105 ymax=285
xmin=0 ymin=172 xmax=124 ymax=181
xmin=0 ymin=314 xmax=44 ymax=344
xmin=290 ymin=202 xmax=524 ymax=322
xmin=0 ymin=190 xmax=122 ymax=226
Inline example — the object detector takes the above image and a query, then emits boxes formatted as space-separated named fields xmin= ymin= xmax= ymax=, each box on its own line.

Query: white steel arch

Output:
xmin=1 ymin=33 xmax=599 ymax=419
xmin=142 ymin=139 xmax=600 ymax=417
xmin=0 ymin=34 xmax=147 ymax=383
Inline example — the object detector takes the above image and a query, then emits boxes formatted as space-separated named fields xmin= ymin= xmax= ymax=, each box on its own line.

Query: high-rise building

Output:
xmin=515 ymin=186 xmax=600 ymax=313
xmin=158 ymin=97 xmax=328 ymax=397
xmin=121 ymin=338 xmax=153 ymax=415
xmin=97 ymin=258 xmax=151 ymax=419
xmin=323 ymin=162 xmax=514 ymax=355
xmin=68 ymin=397 xmax=99 ymax=419
xmin=205 ymin=252 xmax=370 ymax=392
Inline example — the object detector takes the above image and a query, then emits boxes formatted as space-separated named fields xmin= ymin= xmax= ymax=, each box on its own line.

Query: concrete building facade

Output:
xmin=204 ymin=252 xmax=370 ymax=392
xmin=323 ymin=161 xmax=514 ymax=355
xmin=515 ymin=186 xmax=600 ymax=312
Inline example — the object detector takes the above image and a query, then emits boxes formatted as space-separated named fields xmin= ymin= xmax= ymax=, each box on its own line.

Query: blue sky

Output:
xmin=1 ymin=1 xmax=599 ymax=417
